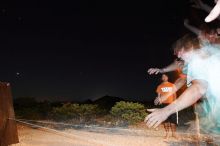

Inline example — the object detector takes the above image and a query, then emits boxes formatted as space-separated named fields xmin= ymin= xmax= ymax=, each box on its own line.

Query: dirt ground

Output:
xmin=11 ymin=124 xmax=219 ymax=146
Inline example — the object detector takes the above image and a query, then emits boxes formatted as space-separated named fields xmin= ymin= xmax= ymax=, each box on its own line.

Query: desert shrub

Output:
xmin=110 ymin=101 xmax=147 ymax=124
xmin=51 ymin=103 xmax=101 ymax=122
xmin=14 ymin=97 xmax=52 ymax=120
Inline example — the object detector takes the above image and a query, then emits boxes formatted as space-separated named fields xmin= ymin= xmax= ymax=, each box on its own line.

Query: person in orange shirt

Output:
xmin=155 ymin=74 xmax=177 ymax=139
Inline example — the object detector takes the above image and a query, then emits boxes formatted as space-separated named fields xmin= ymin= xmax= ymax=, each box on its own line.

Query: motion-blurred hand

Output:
xmin=183 ymin=19 xmax=189 ymax=26
xmin=144 ymin=108 xmax=170 ymax=128
xmin=190 ymin=0 xmax=203 ymax=9
xmin=154 ymin=97 xmax=161 ymax=105
xmin=147 ymin=68 xmax=161 ymax=75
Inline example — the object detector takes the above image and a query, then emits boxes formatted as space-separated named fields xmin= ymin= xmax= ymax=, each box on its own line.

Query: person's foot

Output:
xmin=164 ymin=134 xmax=169 ymax=139
xmin=163 ymin=135 xmax=169 ymax=142
xmin=172 ymin=134 xmax=179 ymax=140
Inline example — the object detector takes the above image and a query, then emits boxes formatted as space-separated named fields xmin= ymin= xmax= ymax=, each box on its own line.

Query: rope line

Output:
xmin=9 ymin=118 xmax=105 ymax=146
xmin=10 ymin=118 xmax=139 ymax=132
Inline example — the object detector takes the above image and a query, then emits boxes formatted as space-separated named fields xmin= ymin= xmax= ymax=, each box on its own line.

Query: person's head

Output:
xmin=216 ymin=28 xmax=220 ymax=35
xmin=204 ymin=28 xmax=218 ymax=43
xmin=173 ymin=34 xmax=201 ymax=62
xmin=199 ymin=25 xmax=218 ymax=43
xmin=161 ymin=74 xmax=169 ymax=82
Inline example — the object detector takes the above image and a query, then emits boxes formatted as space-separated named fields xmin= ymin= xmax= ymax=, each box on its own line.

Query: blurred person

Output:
xmin=147 ymin=35 xmax=193 ymax=95
xmin=145 ymin=34 xmax=220 ymax=138
xmin=147 ymin=35 xmax=202 ymax=140
xmin=184 ymin=19 xmax=220 ymax=46
xmin=155 ymin=74 xmax=177 ymax=139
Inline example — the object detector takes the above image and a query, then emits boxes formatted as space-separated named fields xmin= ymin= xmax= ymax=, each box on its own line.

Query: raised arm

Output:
xmin=191 ymin=0 xmax=220 ymax=22
xmin=191 ymin=0 xmax=213 ymax=12
xmin=184 ymin=19 xmax=201 ymax=35
xmin=154 ymin=93 xmax=161 ymax=105
xmin=148 ymin=60 xmax=183 ymax=75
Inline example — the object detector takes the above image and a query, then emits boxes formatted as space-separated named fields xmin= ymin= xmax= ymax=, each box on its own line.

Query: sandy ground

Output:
xmin=11 ymin=124 xmax=218 ymax=146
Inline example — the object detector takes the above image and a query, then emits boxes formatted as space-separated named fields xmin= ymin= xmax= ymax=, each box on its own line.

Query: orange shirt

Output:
xmin=156 ymin=82 xmax=176 ymax=104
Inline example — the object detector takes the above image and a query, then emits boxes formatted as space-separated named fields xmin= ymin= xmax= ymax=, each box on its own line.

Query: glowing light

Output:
xmin=205 ymin=0 xmax=220 ymax=22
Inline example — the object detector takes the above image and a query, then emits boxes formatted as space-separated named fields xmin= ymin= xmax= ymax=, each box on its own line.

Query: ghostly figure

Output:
xmin=145 ymin=35 xmax=220 ymax=135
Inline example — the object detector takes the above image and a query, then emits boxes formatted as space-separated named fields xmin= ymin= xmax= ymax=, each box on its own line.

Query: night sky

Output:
xmin=0 ymin=0 xmax=209 ymax=101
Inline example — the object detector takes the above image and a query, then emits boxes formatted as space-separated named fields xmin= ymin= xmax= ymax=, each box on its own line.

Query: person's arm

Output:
xmin=191 ymin=0 xmax=212 ymax=12
xmin=162 ymin=60 xmax=185 ymax=73
xmin=145 ymin=79 xmax=207 ymax=128
xmin=174 ymin=75 xmax=187 ymax=90
xmin=191 ymin=0 xmax=220 ymax=22
xmin=184 ymin=19 xmax=201 ymax=35
xmin=154 ymin=93 xmax=161 ymax=105
xmin=173 ymin=89 xmax=177 ymax=100
xmin=148 ymin=60 xmax=182 ymax=75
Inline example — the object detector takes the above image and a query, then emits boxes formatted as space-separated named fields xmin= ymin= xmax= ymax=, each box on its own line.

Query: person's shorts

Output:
xmin=157 ymin=104 xmax=178 ymax=125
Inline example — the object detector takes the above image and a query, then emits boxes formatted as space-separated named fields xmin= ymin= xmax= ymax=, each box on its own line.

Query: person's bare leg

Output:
xmin=170 ymin=123 xmax=178 ymax=139
xmin=194 ymin=108 xmax=201 ymax=145
xmin=164 ymin=123 xmax=169 ymax=139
